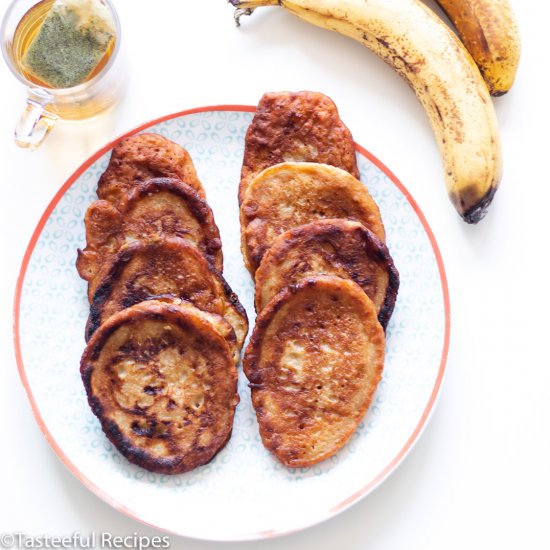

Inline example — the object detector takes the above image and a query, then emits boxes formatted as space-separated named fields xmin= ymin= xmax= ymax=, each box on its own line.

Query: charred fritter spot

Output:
xmin=97 ymin=133 xmax=205 ymax=206
xmin=76 ymin=177 xmax=223 ymax=283
xmin=244 ymin=276 xmax=385 ymax=468
xmin=240 ymin=162 xmax=385 ymax=273
xmin=86 ymin=236 xmax=247 ymax=349
xmin=254 ymin=219 xmax=399 ymax=329
xmin=80 ymin=300 xmax=239 ymax=474
xmin=239 ymin=91 xmax=360 ymax=203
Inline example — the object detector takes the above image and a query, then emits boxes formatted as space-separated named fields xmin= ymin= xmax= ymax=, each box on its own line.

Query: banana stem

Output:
xmin=229 ymin=0 xmax=279 ymax=7
xmin=229 ymin=0 xmax=279 ymax=24
xmin=233 ymin=8 xmax=254 ymax=25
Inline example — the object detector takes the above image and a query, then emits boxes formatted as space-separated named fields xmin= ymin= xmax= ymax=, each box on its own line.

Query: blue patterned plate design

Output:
xmin=14 ymin=106 xmax=450 ymax=541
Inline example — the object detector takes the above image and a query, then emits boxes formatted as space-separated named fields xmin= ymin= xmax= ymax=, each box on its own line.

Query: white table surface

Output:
xmin=1 ymin=1 xmax=549 ymax=548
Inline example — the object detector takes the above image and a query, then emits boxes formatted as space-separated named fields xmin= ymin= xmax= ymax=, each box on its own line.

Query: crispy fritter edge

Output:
xmin=85 ymin=237 xmax=248 ymax=342
xmin=253 ymin=219 xmax=399 ymax=330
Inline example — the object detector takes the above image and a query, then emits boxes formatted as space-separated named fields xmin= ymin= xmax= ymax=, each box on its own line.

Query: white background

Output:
xmin=1 ymin=0 xmax=549 ymax=548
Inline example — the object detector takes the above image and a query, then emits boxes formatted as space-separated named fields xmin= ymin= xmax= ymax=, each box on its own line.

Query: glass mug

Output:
xmin=1 ymin=0 xmax=123 ymax=149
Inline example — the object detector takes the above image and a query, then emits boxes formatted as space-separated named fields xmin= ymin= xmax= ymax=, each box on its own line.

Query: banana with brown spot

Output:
xmin=230 ymin=0 xmax=503 ymax=223
xmin=435 ymin=0 xmax=520 ymax=96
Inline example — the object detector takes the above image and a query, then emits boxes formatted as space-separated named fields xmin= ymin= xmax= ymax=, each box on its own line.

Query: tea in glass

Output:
xmin=1 ymin=0 xmax=123 ymax=148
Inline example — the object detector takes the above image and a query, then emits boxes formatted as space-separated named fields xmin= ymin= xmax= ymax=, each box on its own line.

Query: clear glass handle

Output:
xmin=14 ymin=90 xmax=58 ymax=150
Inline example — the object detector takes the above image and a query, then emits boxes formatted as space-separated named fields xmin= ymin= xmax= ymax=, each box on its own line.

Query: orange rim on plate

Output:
xmin=13 ymin=105 xmax=450 ymax=540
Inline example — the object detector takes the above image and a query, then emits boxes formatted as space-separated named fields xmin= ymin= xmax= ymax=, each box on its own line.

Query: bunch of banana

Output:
xmin=229 ymin=0 xmax=520 ymax=223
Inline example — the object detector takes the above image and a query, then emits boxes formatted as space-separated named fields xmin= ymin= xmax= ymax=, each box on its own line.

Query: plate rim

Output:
xmin=12 ymin=104 xmax=451 ymax=541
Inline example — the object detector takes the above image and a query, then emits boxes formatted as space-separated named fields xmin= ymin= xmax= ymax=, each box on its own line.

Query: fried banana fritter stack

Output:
xmin=240 ymin=91 xmax=400 ymax=467
xmin=76 ymin=133 xmax=247 ymax=474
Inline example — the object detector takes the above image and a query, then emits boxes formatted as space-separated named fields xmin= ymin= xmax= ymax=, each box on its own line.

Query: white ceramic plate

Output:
xmin=14 ymin=106 xmax=450 ymax=541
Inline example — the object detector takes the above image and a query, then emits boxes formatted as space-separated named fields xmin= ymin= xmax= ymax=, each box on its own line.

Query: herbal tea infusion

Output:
xmin=1 ymin=0 xmax=122 ymax=147
xmin=14 ymin=0 xmax=116 ymax=89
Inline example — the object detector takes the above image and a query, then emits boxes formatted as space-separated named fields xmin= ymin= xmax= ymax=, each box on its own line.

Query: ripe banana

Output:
xmin=230 ymin=0 xmax=502 ymax=223
xmin=435 ymin=0 xmax=521 ymax=96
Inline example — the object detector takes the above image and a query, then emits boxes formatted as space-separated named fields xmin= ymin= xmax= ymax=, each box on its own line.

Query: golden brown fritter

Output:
xmin=76 ymin=177 xmax=223 ymax=283
xmin=81 ymin=300 xmax=239 ymax=474
xmin=254 ymin=219 xmax=399 ymax=329
xmin=87 ymin=236 xmax=248 ymax=350
xmin=240 ymin=162 xmax=385 ymax=273
xmin=239 ymin=91 xmax=360 ymax=203
xmin=244 ymin=276 xmax=385 ymax=468
xmin=97 ymin=133 xmax=205 ymax=205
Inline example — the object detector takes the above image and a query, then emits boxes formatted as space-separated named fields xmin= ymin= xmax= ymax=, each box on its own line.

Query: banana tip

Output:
xmin=490 ymin=89 xmax=509 ymax=98
xmin=458 ymin=186 xmax=498 ymax=224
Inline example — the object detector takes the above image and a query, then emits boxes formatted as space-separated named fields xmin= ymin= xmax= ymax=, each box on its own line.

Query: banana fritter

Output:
xmin=240 ymin=162 xmax=385 ymax=273
xmin=77 ymin=177 xmax=223 ymax=283
xmin=239 ymin=91 xmax=360 ymax=203
xmin=81 ymin=300 xmax=239 ymax=474
xmin=97 ymin=133 xmax=205 ymax=205
xmin=87 ymin=236 xmax=248 ymax=349
xmin=244 ymin=276 xmax=385 ymax=468
xmin=254 ymin=219 xmax=399 ymax=329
